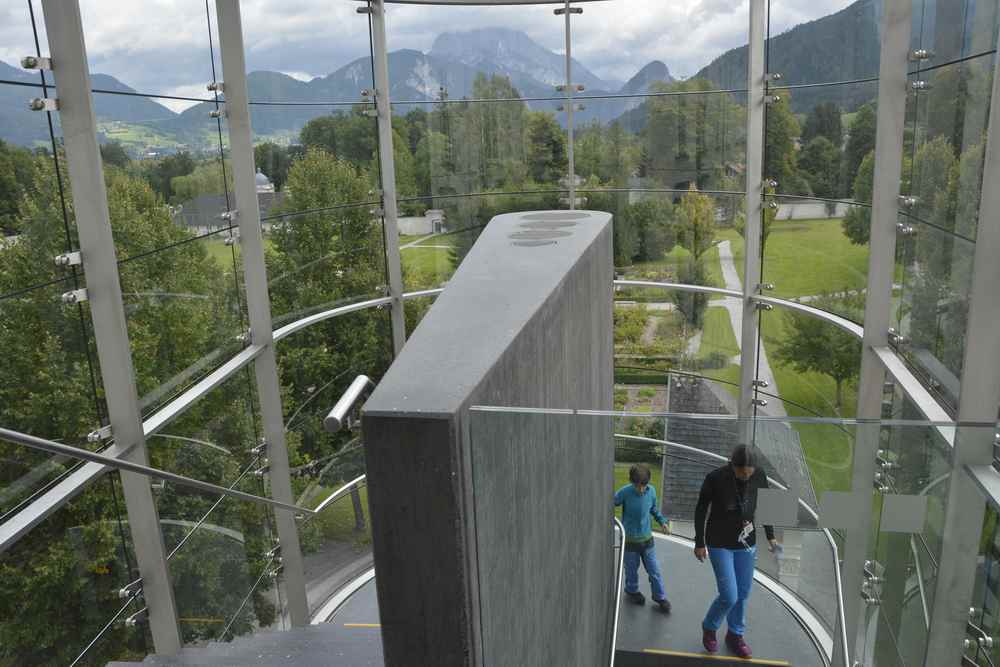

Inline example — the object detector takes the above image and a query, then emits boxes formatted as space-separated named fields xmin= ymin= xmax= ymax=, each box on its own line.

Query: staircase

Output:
xmin=616 ymin=648 xmax=792 ymax=666
xmin=107 ymin=624 xmax=383 ymax=667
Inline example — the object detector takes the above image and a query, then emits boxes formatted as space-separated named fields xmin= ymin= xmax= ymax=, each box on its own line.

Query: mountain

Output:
xmin=430 ymin=27 xmax=621 ymax=93
xmin=694 ymin=0 xmax=880 ymax=113
xmin=1 ymin=60 xmax=176 ymax=147
xmin=620 ymin=61 xmax=674 ymax=96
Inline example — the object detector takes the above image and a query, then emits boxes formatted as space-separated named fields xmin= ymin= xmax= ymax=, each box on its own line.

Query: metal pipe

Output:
xmin=610 ymin=517 xmax=625 ymax=667
xmin=311 ymin=475 xmax=368 ymax=516
xmin=324 ymin=375 xmax=375 ymax=433
xmin=0 ymin=427 xmax=308 ymax=515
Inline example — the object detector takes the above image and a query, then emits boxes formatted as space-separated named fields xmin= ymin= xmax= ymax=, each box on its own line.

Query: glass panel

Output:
xmin=119 ymin=227 xmax=247 ymax=418
xmin=0 ymin=471 xmax=149 ymax=666
xmin=612 ymin=282 xmax=742 ymax=411
xmin=911 ymin=0 xmax=1000 ymax=67
xmin=758 ymin=299 xmax=864 ymax=426
xmin=767 ymin=0 xmax=882 ymax=86
xmin=243 ymin=1 xmax=372 ymax=107
xmin=576 ymin=91 xmax=748 ymax=194
xmin=266 ymin=201 xmax=387 ymax=328
xmin=904 ymin=56 xmax=994 ymax=241
xmin=762 ymin=199 xmax=871 ymax=322
xmin=79 ymin=1 xmax=220 ymax=104
xmin=893 ymin=217 xmax=976 ymax=413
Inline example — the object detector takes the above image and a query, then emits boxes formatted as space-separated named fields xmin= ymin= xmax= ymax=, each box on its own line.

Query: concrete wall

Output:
xmin=362 ymin=210 xmax=614 ymax=667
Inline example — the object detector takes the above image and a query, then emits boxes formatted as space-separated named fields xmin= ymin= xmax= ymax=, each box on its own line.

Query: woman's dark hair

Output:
xmin=629 ymin=464 xmax=652 ymax=485
xmin=730 ymin=444 xmax=758 ymax=468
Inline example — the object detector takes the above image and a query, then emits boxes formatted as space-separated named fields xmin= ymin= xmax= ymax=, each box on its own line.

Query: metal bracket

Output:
xmin=253 ymin=463 xmax=271 ymax=478
xmin=370 ymin=207 xmax=385 ymax=218
xmin=765 ymin=178 xmax=779 ymax=189
xmin=206 ymin=81 xmax=224 ymax=93
xmin=557 ymin=103 xmax=586 ymax=112
xmin=360 ymin=88 xmax=374 ymax=99
xmin=362 ymin=109 xmax=379 ymax=118
xmin=910 ymin=49 xmax=934 ymax=61
xmin=219 ymin=210 xmax=238 ymax=222
xmin=209 ymin=109 xmax=226 ymax=119
xmin=895 ymin=222 xmax=917 ymax=236
xmin=20 ymin=56 xmax=52 ymax=71
xmin=61 ymin=288 xmax=88 ymax=304
xmin=54 ymin=251 xmax=82 ymax=267
xmin=266 ymin=544 xmax=281 ymax=559
xmin=887 ymin=328 xmax=909 ymax=347
xmin=223 ymin=235 xmax=239 ymax=246
xmin=754 ymin=302 xmax=774 ymax=311
xmin=763 ymin=94 xmax=781 ymax=104
xmin=87 ymin=424 xmax=113 ymax=443
xmin=766 ymin=72 xmax=783 ymax=83
xmin=236 ymin=330 xmax=251 ymax=345
xmin=897 ymin=195 xmax=919 ymax=208
xmin=758 ymin=282 xmax=775 ymax=291
xmin=118 ymin=578 xmax=143 ymax=600
xmin=124 ymin=608 xmax=148 ymax=628
xmin=356 ymin=5 xmax=374 ymax=14
xmin=554 ymin=6 xmax=583 ymax=14
xmin=752 ymin=379 xmax=769 ymax=388
xmin=29 ymin=97 xmax=59 ymax=112
xmin=751 ymin=398 xmax=768 ymax=407
xmin=766 ymin=200 xmax=779 ymax=210
xmin=556 ymin=84 xmax=586 ymax=93
xmin=910 ymin=80 xmax=931 ymax=91
xmin=252 ymin=438 xmax=268 ymax=457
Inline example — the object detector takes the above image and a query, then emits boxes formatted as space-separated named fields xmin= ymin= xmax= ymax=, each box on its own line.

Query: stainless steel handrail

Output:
xmin=610 ymin=517 xmax=625 ymax=667
xmin=324 ymin=375 xmax=374 ymax=433
xmin=310 ymin=474 xmax=367 ymax=516
xmin=0 ymin=426 xmax=311 ymax=515
xmin=615 ymin=433 xmax=850 ymax=667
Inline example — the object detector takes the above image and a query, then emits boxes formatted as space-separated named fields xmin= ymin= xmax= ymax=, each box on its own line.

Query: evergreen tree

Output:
xmin=798 ymin=136 xmax=842 ymax=200
xmin=843 ymin=103 xmax=876 ymax=197
xmin=801 ymin=102 xmax=843 ymax=147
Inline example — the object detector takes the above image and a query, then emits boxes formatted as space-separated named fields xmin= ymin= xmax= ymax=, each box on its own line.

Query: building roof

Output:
xmin=661 ymin=375 xmax=819 ymax=526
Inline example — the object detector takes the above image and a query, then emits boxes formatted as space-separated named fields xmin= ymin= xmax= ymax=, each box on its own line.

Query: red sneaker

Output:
xmin=726 ymin=631 xmax=752 ymax=659
xmin=702 ymin=628 xmax=718 ymax=653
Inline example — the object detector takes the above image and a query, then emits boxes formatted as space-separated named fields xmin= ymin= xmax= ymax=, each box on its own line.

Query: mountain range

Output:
xmin=0 ymin=1 xmax=879 ymax=151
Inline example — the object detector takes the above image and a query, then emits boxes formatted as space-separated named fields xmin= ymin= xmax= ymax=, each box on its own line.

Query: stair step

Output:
xmin=616 ymin=648 xmax=791 ymax=666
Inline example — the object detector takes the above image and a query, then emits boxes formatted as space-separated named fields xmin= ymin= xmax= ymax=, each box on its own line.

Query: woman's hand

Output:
xmin=694 ymin=546 xmax=707 ymax=562
xmin=768 ymin=539 xmax=781 ymax=553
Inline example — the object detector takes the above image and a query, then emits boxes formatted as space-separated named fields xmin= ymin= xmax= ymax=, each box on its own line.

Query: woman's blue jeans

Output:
xmin=624 ymin=540 xmax=667 ymax=602
xmin=702 ymin=546 xmax=756 ymax=636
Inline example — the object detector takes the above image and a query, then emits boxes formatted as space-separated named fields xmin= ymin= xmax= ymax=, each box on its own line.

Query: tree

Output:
xmin=736 ymin=183 xmax=777 ymax=252
xmin=801 ymin=102 xmax=843 ymax=147
xmin=764 ymin=92 xmax=810 ymax=194
xmin=676 ymin=185 xmax=715 ymax=262
xmin=622 ymin=198 xmax=675 ymax=262
xmin=0 ymin=140 xmax=37 ymax=235
xmin=775 ymin=292 xmax=863 ymax=410
xmin=169 ymin=160 xmax=234 ymax=203
xmin=841 ymin=150 xmax=875 ymax=245
xmin=254 ymin=142 xmax=291 ymax=191
xmin=299 ymin=110 xmax=377 ymax=168
xmin=798 ymin=136 xmax=841 ymax=200
xmin=671 ymin=258 xmax=710 ymax=328
xmin=843 ymin=103 xmax=876 ymax=197
xmin=525 ymin=112 xmax=567 ymax=185
xmin=99 ymin=141 xmax=131 ymax=168
xmin=146 ymin=151 xmax=195 ymax=201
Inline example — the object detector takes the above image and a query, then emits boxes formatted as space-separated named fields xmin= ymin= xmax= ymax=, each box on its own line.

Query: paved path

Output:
xmin=399 ymin=233 xmax=441 ymax=249
xmin=710 ymin=241 xmax=787 ymax=418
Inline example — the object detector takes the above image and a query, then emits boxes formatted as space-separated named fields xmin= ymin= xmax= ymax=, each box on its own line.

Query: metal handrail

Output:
xmin=610 ymin=517 xmax=625 ymax=667
xmin=310 ymin=474 xmax=367 ymax=516
xmin=615 ymin=433 xmax=851 ymax=667
xmin=0 ymin=427 xmax=311 ymax=515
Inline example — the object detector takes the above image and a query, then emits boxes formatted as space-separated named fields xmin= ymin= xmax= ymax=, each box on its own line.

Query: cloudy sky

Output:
xmin=1 ymin=0 xmax=856 ymax=112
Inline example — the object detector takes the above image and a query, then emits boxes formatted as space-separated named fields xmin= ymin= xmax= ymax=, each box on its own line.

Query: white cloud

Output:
xmin=0 ymin=0 xmax=864 ymax=99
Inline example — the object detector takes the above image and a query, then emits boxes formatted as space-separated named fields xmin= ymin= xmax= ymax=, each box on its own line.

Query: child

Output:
xmin=614 ymin=463 xmax=671 ymax=613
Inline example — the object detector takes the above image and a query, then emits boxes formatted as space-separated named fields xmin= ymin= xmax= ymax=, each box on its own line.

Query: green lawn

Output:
xmin=698 ymin=305 xmax=741 ymax=399
xmin=762 ymin=219 xmax=869 ymax=300
xmin=400 ymin=245 xmax=454 ymax=289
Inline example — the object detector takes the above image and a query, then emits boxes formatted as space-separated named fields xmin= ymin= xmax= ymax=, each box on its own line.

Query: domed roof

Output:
xmin=255 ymin=168 xmax=272 ymax=187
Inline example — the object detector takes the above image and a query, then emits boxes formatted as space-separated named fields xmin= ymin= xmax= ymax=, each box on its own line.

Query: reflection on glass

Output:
xmin=893 ymin=215 xmax=975 ymax=412
xmin=0 ymin=471 xmax=149 ymax=665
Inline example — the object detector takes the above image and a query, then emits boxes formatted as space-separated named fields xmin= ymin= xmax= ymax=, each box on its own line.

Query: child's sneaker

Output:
xmin=626 ymin=591 xmax=645 ymax=605
xmin=702 ymin=628 xmax=718 ymax=653
xmin=726 ymin=631 xmax=752 ymax=659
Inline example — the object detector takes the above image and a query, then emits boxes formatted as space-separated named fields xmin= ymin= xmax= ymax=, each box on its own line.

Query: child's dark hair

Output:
xmin=730 ymin=444 xmax=758 ymax=468
xmin=629 ymin=464 xmax=652 ymax=485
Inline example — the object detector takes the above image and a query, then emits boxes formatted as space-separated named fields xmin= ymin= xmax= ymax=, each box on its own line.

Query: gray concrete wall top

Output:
xmin=364 ymin=210 xmax=612 ymax=419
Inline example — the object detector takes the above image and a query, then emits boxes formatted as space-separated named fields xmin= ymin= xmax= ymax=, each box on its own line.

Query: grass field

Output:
xmin=762 ymin=219 xmax=869 ymax=300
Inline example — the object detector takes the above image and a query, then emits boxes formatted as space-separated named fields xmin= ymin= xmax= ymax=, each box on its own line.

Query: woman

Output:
xmin=693 ymin=445 xmax=778 ymax=659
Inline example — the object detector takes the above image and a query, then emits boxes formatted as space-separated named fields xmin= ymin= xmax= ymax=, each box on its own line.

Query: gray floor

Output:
xmin=110 ymin=539 xmax=825 ymax=666
xmin=615 ymin=537 xmax=825 ymax=666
